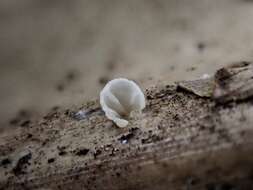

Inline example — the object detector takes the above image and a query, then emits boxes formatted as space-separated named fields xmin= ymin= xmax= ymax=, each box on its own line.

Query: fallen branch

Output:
xmin=1 ymin=62 xmax=253 ymax=190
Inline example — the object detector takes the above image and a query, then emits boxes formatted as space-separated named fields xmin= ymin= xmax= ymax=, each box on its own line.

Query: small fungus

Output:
xmin=100 ymin=78 xmax=145 ymax=128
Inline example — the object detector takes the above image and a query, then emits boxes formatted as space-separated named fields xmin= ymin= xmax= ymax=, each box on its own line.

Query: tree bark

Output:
xmin=1 ymin=62 xmax=253 ymax=190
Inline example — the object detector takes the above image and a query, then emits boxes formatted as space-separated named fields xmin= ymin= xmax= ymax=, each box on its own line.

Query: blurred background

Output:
xmin=1 ymin=0 xmax=253 ymax=129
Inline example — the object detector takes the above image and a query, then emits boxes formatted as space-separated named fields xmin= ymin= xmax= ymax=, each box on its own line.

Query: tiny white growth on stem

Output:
xmin=100 ymin=78 xmax=145 ymax=128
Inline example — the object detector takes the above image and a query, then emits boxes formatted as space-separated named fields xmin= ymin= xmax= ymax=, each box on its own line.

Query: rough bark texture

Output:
xmin=1 ymin=62 xmax=253 ymax=190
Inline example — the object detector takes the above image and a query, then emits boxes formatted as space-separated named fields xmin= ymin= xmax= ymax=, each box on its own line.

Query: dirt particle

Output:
xmin=64 ymin=109 xmax=72 ymax=116
xmin=173 ymin=114 xmax=180 ymax=121
xmin=13 ymin=151 xmax=32 ymax=175
xmin=47 ymin=158 xmax=55 ymax=163
xmin=1 ymin=158 xmax=11 ymax=167
xmin=118 ymin=133 xmax=134 ymax=144
xmin=58 ymin=151 xmax=67 ymax=156
xmin=20 ymin=120 xmax=30 ymax=127
xmin=43 ymin=110 xmax=59 ymax=120
xmin=118 ymin=128 xmax=140 ymax=144
xmin=109 ymin=147 xmax=119 ymax=156
xmin=147 ymin=94 xmax=154 ymax=100
xmin=215 ymin=68 xmax=232 ymax=83
xmin=74 ymin=148 xmax=90 ymax=156
xmin=129 ymin=127 xmax=140 ymax=133
xmin=116 ymin=172 xmax=121 ymax=177
xmin=103 ymin=144 xmax=112 ymax=151
xmin=57 ymin=146 xmax=67 ymax=156
xmin=141 ymin=134 xmax=162 ymax=144
xmin=93 ymin=149 xmax=102 ymax=159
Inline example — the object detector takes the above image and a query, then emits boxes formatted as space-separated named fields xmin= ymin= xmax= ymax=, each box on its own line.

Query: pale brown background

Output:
xmin=1 ymin=0 xmax=253 ymax=128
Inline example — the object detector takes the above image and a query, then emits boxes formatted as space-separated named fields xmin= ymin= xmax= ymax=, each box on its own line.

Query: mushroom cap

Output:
xmin=100 ymin=78 xmax=145 ymax=128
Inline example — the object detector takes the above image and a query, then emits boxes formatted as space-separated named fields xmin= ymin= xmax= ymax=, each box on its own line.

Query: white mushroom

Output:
xmin=100 ymin=78 xmax=145 ymax=128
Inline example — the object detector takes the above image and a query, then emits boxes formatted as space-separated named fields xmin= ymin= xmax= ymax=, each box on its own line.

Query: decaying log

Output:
xmin=1 ymin=62 xmax=253 ymax=190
